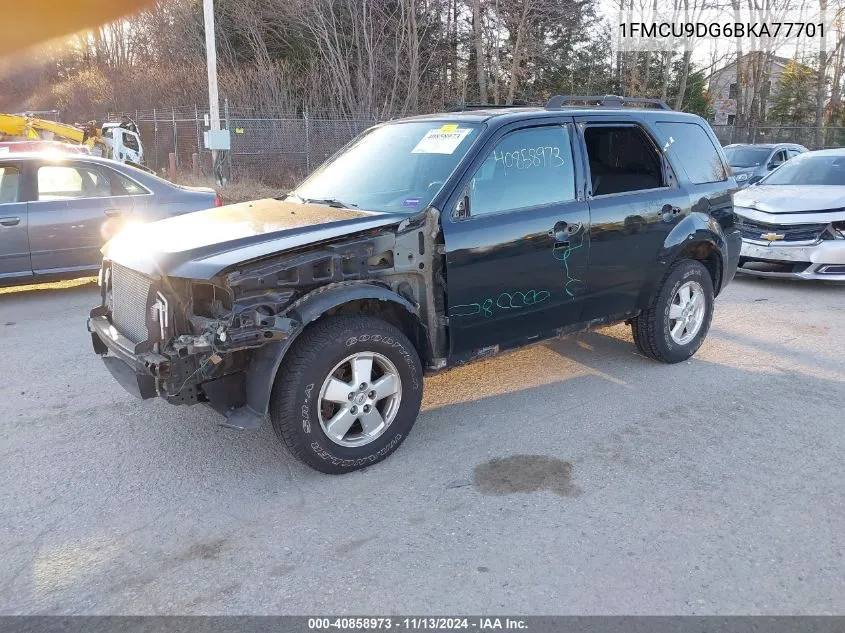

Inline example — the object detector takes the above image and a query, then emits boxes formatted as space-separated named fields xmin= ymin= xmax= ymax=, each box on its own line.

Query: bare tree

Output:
xmin=472 ymin=0 xmax=488 ymax=103
xmin=673 ymin=0 xmax=707 ymax=109
xmin=503 ymin=0 xmax=555 ymax=104
xmin=815 ymin=0 xmax=829 ymax=146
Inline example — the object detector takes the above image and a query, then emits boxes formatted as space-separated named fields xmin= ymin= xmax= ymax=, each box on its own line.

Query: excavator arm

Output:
xmin=0 ymin=113 xmax=86 ymax=143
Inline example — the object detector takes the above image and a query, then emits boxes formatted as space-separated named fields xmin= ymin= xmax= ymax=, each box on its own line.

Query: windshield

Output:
xmin=724 ymin=146 xmax=772 ymax=168
xmin=292 ymin=121 xmax=481 ymax=213
xmin=762 ymin=154 xmax=845 ymax=185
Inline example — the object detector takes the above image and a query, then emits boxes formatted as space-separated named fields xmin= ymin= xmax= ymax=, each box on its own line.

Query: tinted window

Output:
xmin=584 ymin=126 xmax=664 ymax=195
xmin=467 ymin=126 xmax=575 ymax=216
xmin=0 ymin=166 xmax=20 ymax=203
xmin=37 ymin=165 xmax=111 ymax=200
xmin=656 ymin=122 xmax=727 ymax=184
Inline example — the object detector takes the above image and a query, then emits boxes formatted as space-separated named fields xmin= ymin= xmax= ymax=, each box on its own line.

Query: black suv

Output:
xmin=89 ymin=95 xmax=741 ymax=473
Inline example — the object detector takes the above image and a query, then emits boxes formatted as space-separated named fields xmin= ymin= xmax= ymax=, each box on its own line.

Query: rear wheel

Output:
xmin=270 ymin=315 xmax=423 ymax=474
xmin=631 ymin=259 xmax=714 ymax=363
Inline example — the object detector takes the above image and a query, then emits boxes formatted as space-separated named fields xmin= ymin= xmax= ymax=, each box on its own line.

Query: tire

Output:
xmin=270 ymin=314 xmax=423 ymax=474
xmin=631 ymin=259 xmax=714 ymax=364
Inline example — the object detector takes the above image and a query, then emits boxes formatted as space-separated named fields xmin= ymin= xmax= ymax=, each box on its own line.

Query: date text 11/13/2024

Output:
xmin=308 ymin=617 xmax=528 ymax=630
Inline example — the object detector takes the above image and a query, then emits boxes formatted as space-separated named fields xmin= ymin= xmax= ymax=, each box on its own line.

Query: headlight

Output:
xmin=735 ymin=173 xmax=749 ymax=182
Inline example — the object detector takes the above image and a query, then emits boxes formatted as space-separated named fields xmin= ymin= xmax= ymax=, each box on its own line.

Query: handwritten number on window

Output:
xmin=493 ymin=146 xmax=564 ymax=170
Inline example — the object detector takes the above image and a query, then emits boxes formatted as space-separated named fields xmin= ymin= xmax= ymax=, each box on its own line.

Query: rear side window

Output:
xmin=656 ymin=121 xmax=727 ymax=185
xmin=109 ymin=169 xmax=149 ymax=195
xmin=583 ymin=126 xmax=665 ymax=196
xmin=0 ymin=166 xmax=20 ymax=203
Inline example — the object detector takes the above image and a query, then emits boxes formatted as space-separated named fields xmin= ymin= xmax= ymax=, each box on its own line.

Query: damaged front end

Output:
xmin=89 ymin=265 xmax=298 ymax=419
xmin=89 ymin=208 xmax=444 ymax=429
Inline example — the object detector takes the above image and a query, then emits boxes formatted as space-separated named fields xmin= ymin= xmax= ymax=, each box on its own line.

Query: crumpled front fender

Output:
xmin=224 ymin=282 xmax=419 ymax=430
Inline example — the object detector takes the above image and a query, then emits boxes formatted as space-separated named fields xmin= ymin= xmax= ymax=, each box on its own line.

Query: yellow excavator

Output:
xmin=0 ymin=113 xmax=144 ymax=164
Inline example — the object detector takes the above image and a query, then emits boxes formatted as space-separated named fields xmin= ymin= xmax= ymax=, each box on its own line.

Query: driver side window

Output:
xmin=771 ymin=150 xmax=787 ymax=167
xmin=466 ymin=126 xmax=576 ymax=217
xmin=122 ymin=132 xmax=140 ymax=153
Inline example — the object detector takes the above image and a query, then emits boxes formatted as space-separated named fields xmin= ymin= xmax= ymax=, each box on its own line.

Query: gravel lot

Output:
xmin=1 ymin=276 xmax=843 ymax=615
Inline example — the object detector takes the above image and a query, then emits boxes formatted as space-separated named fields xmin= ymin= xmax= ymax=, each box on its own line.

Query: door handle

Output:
xmin=104 ymin=208 xmax=122 ymax=217
xmin=549 ymin=221 xmax=582 ymax=243
xmin=0 ymin=216 xmax=20 ymax=227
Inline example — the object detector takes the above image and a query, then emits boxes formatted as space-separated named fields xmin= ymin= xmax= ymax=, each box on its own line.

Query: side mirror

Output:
xmin=768 ymin=162 xmax=781 ymax=170
xmin=748 ymin=176 xmax=763 ymax=186
xmin=453 ymin=193 xmax=470 ymax=219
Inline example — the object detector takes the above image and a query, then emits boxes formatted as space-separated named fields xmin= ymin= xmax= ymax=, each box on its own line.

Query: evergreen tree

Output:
xmin=769 ymin=59 xmax=817 ymax=125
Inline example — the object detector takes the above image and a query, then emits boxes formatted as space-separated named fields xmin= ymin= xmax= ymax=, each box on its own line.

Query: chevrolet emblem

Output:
xmin=760 ymin=232 xmax=785 ymax=241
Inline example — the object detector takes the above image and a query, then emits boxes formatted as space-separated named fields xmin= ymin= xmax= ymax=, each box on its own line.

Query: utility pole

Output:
xmin=203 ymin=0 xmax=225 ymax=184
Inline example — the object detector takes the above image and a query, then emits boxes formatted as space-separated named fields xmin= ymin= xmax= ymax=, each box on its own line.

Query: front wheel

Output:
xmin=631 ymin=259 xmax=714 ymax=363
xmin=270 ymin=315 xmax=423 ymax=474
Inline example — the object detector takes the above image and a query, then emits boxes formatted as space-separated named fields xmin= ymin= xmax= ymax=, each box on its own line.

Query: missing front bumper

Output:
xmin=100 ymin=355 xmax=157 ymax=399
xmin=89 ymin=314 xmax=167 ymax=399
xmin=88 ymin=315 xmax=261 ymax=428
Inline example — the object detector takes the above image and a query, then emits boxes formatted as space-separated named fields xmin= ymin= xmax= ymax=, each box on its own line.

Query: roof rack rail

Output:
xmin=447 ymin=101 xmax=529 ymax=112
xmin=545 ymin=95 xmax=671 ymax=110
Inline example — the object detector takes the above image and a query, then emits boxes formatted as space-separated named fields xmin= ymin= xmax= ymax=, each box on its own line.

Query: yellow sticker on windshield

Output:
xmin=412 ymin=128 xmax=472 ymax=154
xmin=439 ymin=124 xmax=459 ymax=133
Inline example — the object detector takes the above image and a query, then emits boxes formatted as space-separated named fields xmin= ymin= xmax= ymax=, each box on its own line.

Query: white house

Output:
xmin=707 ymin=52 xmax=793 ymax=124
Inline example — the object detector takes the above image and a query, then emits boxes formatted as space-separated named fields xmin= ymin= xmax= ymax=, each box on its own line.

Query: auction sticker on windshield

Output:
xmin=412 ymin=127 xmax=472 ymax=154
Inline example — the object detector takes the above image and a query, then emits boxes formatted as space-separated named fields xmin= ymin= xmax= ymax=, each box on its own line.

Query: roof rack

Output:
xmin=545 ymin=95 xmax=671 ymax=110
xmin=447 ymin=101 xmax=529 ymax=112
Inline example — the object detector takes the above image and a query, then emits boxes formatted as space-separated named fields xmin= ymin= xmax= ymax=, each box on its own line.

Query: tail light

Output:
xmin=214 ymin=193 xmax=223 ymax=207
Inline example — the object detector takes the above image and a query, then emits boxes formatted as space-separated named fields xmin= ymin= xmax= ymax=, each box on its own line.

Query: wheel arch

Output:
xmin=635 ymin=214 xmax=728 ymax=310
xmin=240 ymin=282 xmax=430 ymax=422
xmin=672 ymin=238 xmax=722 ymax=290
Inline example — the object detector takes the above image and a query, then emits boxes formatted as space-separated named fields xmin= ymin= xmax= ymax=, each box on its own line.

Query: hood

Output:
xmin=735 ymin=185 xmax=845 ymax=213
xmin=103 ymin=198 xmax=409 ymax=279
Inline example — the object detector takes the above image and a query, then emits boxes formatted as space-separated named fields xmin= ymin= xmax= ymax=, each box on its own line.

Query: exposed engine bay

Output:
xmin=89 ymin=208 xmax=445 ymax=428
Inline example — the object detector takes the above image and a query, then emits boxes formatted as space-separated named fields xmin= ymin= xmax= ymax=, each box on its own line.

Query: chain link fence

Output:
xmin=710 ymin=124 xmax=845 ymax=148
xmin=111 ymin=105 xmax=381 ymax=185
xmin=113 ymin=106 xmax=845 ymax=184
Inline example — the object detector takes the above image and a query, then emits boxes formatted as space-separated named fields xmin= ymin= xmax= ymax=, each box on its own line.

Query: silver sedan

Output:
xmin=734 ymin=148 xmax=845 ymax=281
xmin=0 ymin=153 xmax=219 ymax=284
